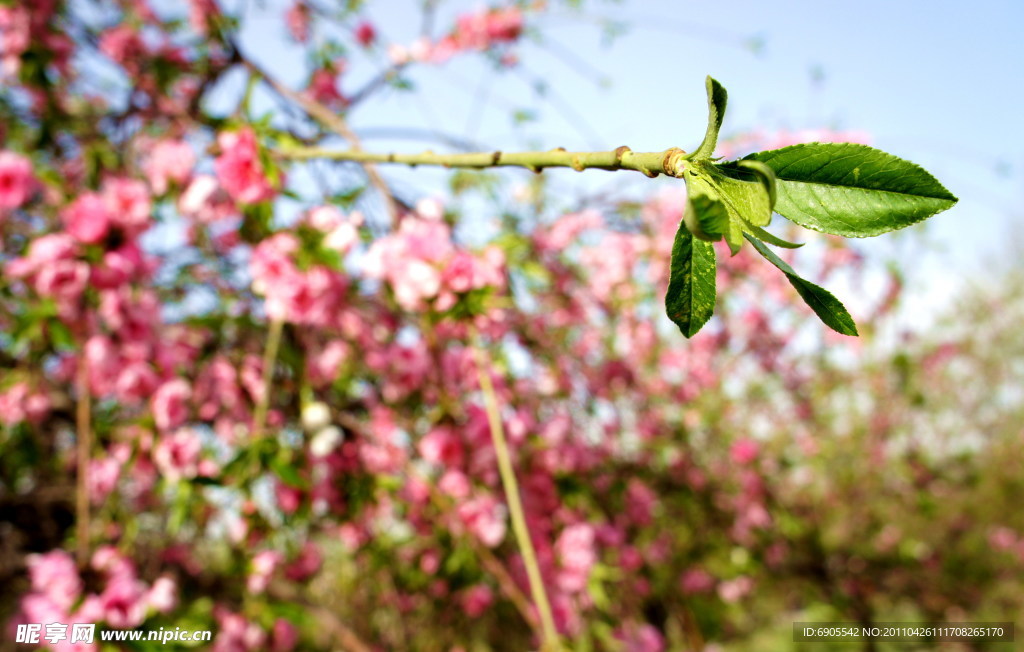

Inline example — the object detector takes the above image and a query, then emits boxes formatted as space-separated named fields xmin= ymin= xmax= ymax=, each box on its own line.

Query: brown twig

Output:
xmin=75 ymin=354 xmax=91 ymax=566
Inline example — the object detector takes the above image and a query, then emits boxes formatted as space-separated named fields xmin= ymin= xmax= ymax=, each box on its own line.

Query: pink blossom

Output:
xmin=114 ymin=360 xmax=160 ymax=405
xmin=680 ymin=568 xmax=715 ymax=594
xmin=717 ymin=575 xmax=754 ymax=603
xmin=285 ymin=2 xmax=310 ymax=42
xmin=6 ymin=233 xmax=77 ymax=278
xmin=555 ymin=523 xmax=597 ymax=593
xmin=392 ymin=259 xmax=442 ymax=310
xmin=355 ymin=21 xmax=376 ymax=47
xmin=88 ymin=456 xmax=122 ymax=504
xmin=0 ymin=8 xmax=31 ymax=73
xmin=99 ymin=25 xmax=146 ymax=67
xmin=247 ymin=551 xmax=283 ymax=594
xmin=271 ymin=618 xmax=299 ymax=652
xmin=0 ymin=151 xmax=35 ymax=210
xmin=457 ymin=495 xmax=507 ymax=547
xmin=99 ymin=572 xmax=148 ymax=628
xmin=250 ymin=233 xmax=301 ymax=296
xmin=276 ymin=482 xmax=302 ymax=514
xmin=153 ymin=428 xmax=202 ymax=482
xmin=306 ymin=67 xmax=346 ymax=107
xmin=439 ymin=469 xmax=471 ymax=499
xmin=266 ymin=265 xmax=346 ymax=326
xmin=418 ymin=425 xmax=464 ymax=467
xmin=102 ymin=177 xmax=151 ymax=235
xmin=306 ymin=340 xmax=350 ymax=387
xmin=214 ymin=128 xmax=276 ymax=205
xmin=144 ymin=139 xmax=194 ymax=194
xmin=179 ymin=174 xmax=235 ymax=223
xmin=188 ymin=0 xmax=221 ymax=36
xmin=91 ymin=244 xmax=150 ymax=289
xmin=323 ymin=219 xmax=360 ymax=254
xmin=460 ymin=584 xmax=494 ymax=618
xmin=729 ymin=438 xmax=760 ymax=466
xmin=151 ymin=378 xmax=191 ymax=431
xmin=63 ymin=193 xmax=112 ymax=244
xmin=989 ymin=527 xmax=1018 ymax=551
xmin=442 ymin=251 xmax=477 ymax=293
xmin=27 ymin=550 xmax=82 ymax=611
xmin=284 ymin=542 xmax=322 ymax=581
xmin=146 ymin=576 xmax=177 ymax=613
xmin=213 ymin=609 xmax=267 ymax=652
xmin=415 ymin=197 xmax=444 ymax=221
xmin=616 ymin=624 xmax=665 ymax=652
xmin=194 ymin=356 xmax=243 ymax=420
xmin=0 ymin=382 xmax=50 ymax=426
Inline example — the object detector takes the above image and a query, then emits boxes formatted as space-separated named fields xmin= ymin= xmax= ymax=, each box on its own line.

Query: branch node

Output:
xmin=492 ymin=151 xmax=502 ymax=165
xmin=571 ymin=155 xmax=584 ymax=172
xmin=663 ymin=147 xmax=686 ymax=177
xmin=614 ymin=145 xmax=631 ymax=164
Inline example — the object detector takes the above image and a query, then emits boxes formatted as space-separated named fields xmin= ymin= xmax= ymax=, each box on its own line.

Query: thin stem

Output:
xmin=251 ymin=317 xmax=284 ymax=440
xmin=278 ymin=143 xmax=689 ymax=179
xmin=471 ymin=329 xmax=561 ymax=650
xmin=75 ymin=355 xmax=91 ymax=566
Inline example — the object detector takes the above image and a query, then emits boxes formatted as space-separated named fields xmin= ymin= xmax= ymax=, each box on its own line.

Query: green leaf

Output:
xmin=744 ymin=143 xmax=958 ymax=237
xmin=745 ymin=234 xmax=858 ymax=336
xmin=688 ymin=76 xmax=728 ymax=161
xmin=271 ymin=456 xmax=307 ymax=489
xmin=742 ymin=222 xmax=804 ymax=249
xmin=684 ymin=160 xmax=774 ymax=254
xmin=666 ymin=223 xmax=716 ymax=337
xmin=736 ymin=159 xmax=777 ymax=209
xmin=682 ymin=183 xmax=730 ymax=242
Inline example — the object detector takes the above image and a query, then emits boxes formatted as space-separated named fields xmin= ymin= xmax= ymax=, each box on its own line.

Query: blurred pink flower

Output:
xmin=27 ymin=550 xmax=82 ymax=611
xmin=144 ymin=139 xmax=194 ymax=194
xmin=729 ymin=438 xmax=760 ymax=466
xmin=153 ymin=428 xmax=202 ymax=482
xmin=355 ymin=21 xmax=376 ymax=47
xmin=102 ymin=177 xmax=151 ymax=235
xmin=62 ymin=193 xmax=112 ymax=244
xmin=458 ymin=495 xmax=507 ymax=547
xmin=0 ymin=151 xmax=35 ymax=210
xmin=555 ymin=523 xmax=597 ymax=593
xmin=152 ymin=379 xmax=192 ymax=431
xmin=214 ymin=128 xmax=276 ymax=205
xmin=461 ymin=584 xmax=494 ymax=618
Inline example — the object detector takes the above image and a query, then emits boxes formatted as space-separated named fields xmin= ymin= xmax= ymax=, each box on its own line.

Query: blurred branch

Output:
xmin=471 ymin=330 xmax=561 ymax=651
xmin=240 ymin=58 xmax=399 ymax=223
xmin=75 ymin=354 xmax=91 ymax=567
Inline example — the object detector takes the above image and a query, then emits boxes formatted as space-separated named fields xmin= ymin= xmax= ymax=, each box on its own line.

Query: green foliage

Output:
xmin=745 ymin=235 xmax=858 ymax=336
xmin=744 ymin=143 xmax=958 ymax=237
xmin=666 ymin=78 xmax=957 ymax=338
xmin=665 ymin=226 xmax=716 ymax=337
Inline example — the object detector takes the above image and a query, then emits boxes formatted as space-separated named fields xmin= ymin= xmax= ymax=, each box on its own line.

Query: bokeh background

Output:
xmin=2 ymin=1 xmax=1023 ymax=651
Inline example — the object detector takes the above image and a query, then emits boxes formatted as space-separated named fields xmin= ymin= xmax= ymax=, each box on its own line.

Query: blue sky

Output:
xmin=237 ymin=0 xmax=1024 ymax=330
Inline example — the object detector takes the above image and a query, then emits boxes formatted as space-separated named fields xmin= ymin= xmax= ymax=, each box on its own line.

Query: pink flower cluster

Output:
xmin=17 ymin=548 xmax=176 ymax=648
xmin=364 ymin=210 xmax=505 ymax=312
xmin=0 ymin=151 xmax=35 ymax=211
xmin=6 ymin=234 xmax=89 ymax=308
xmin=0 ymin=381 xmax=50 ymax=426
xmin=214 ymin=127 xmax=277 ymax=205
xmin=249 ymin=230 xmax=349 ymax=325
xmin=143 ymin=139 xmax=195 ymax=195
xmin=388 ymin=6 xmax=524 ymax=65
xmin=60 ymin=177 xmax=152 ymax=245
